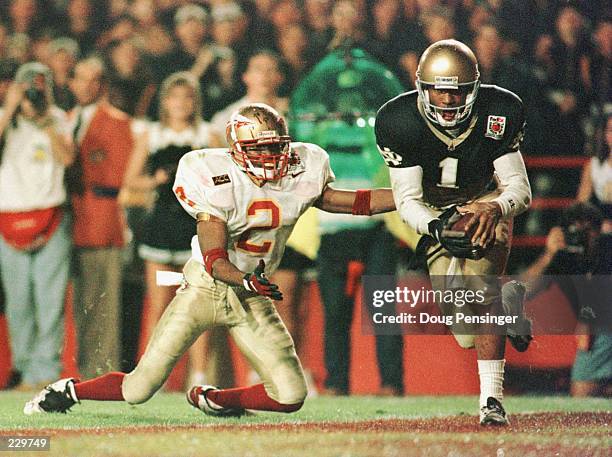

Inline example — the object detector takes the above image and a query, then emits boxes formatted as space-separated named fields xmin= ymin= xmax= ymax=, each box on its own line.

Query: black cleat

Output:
xmin=479 ymin=397 xmax=509 ymax=426
xmin=502 ymin=281 xmax=533 ymax=352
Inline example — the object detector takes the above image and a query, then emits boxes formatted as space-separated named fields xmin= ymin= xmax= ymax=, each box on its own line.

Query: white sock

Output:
xmin=477 ymin=359 xmax=505 ymax=408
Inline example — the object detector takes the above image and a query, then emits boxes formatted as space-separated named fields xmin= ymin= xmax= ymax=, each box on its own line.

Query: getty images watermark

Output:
xmin=361 ymin=274 xmax=612 ymax=335
xmin=370 ymin=285 xmax=517 ymax=327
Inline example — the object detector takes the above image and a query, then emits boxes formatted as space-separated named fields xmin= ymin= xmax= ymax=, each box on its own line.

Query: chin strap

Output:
xmin=352 ymin=189 xmax=372 ymax=216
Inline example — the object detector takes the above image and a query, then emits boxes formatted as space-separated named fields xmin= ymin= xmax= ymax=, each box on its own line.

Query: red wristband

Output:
xmin=203 ymin=248 xmax=229 ymax=275
xmin=352 ymin=189 xmax=372 ymax=216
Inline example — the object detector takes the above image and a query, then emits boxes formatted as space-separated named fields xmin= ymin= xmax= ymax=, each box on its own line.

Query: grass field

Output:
xmin=0 ymin=392 xmax=610 ymax=457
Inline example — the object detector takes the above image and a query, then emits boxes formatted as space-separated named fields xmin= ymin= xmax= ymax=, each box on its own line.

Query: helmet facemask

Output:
xmin=226 ymin=105 xmax=292 ymax=182
xmin=416 ymin=79 xmax=480 ymax=128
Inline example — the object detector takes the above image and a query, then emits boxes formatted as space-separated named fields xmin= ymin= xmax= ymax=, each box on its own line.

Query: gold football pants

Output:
xmin=427 ymin=193 xmax=512 ymax=349
xmin=122 ymin=259 xmax=307 ymax=405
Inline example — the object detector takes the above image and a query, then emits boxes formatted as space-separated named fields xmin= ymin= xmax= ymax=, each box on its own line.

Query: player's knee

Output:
xmin=276 ymin=383 xmax=307 ymax=405
xmin=454 ymin=334 xmax=475 ymax=349
xmin=272 ymin=371 xmax=308 ymax=405
xmin=121 ymin=372 xmax=160 ymax=405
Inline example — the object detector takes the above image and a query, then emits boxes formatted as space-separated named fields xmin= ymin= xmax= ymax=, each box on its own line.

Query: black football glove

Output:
xmin=428 ymin=206 xmax=486 ymax=260
xmin=243 ymin=260 xmax=283 ymax=301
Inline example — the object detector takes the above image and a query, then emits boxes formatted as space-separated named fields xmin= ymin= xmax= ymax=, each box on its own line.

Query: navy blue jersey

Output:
xmin=375 ymin=85 xmax=525 ymax=207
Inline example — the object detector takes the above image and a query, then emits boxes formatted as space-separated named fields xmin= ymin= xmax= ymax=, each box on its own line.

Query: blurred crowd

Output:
xmin=0 ymin=0 xmax=610 ymax=155
xmin=0 ymin=0 xmax=610 ymax=394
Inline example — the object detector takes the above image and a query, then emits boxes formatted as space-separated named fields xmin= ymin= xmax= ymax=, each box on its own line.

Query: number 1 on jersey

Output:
xmin=438 ymin=157 xmax=459 ymax=188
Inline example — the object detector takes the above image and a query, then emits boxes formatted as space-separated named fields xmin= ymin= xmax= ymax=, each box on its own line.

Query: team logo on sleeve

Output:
xmin=377 ymin=145 xmax=403 ymax=166
xmin=212 ymin=174 xmax=231 ymax=185
xmin=486 ymin=116 xmax=506 ymax=140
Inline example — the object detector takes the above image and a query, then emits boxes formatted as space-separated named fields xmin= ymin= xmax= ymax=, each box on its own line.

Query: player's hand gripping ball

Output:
xmin=428 ymin=206 xmax=490 ymax=260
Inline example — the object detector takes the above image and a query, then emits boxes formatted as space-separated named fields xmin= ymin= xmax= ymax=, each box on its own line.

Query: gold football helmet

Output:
xmin=226 ymin=103 xmax=292 ymax=181
xmin=416 ymin=39 xmax=480 ymax=127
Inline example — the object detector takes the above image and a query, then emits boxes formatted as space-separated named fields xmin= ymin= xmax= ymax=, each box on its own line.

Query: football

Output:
xmin=443 ymin=212 xmax=477 ymax=239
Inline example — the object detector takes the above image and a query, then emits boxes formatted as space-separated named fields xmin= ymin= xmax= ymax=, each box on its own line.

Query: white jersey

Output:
xmin=174 ymin=142 xmax=335 ymax=274
xmin=0 ymin=106 xmax=71 ymax=211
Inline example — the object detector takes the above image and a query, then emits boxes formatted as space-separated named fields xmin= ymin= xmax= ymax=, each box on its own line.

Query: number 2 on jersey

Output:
xmin=438 ymin=157 xmax=459 ymax=188
xmin=236 ymin=200 xmax=281 ymax=254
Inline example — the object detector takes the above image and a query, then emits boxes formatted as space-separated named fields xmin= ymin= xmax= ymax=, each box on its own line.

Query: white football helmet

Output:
xmin=226 ymin=103 xmax=292 ymax=181
xmin=416 ymin=39 xmax=480 ymax=128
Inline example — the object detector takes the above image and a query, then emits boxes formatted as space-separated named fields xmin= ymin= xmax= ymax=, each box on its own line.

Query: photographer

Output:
xmin=522 ymin=202 xmax=611 ymax=397
xmin=0 ymin=62 xmax=74 ymax=390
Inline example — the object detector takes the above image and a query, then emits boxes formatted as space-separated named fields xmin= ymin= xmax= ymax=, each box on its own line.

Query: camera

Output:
xmin=24 ymin=86 xmax=47 ymax=113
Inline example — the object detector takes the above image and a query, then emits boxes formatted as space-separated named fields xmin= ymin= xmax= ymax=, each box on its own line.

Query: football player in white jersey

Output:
xmin=24 ymin=103 xmax=397 ymax=416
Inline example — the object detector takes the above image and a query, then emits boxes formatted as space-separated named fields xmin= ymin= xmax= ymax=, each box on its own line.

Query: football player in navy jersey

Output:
xmin=376 ymin=39 xmax=532 ymax=425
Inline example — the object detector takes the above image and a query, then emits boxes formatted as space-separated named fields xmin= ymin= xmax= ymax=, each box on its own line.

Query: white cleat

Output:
xmin=24 ymin=378 xmax=79 ymax=415
xmin=187 ymin=385 xmax=245 ymax=417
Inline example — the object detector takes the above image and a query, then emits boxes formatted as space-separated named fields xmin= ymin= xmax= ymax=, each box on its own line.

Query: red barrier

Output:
xmin=0 ymin=281 xmax=578 ymax=394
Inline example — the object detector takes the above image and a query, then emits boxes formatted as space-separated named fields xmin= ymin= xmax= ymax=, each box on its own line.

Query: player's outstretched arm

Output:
xmin=314 ymin=186 xmax=396 ymax=215
xmin=196 ymin=213 xmax=283 ymax=299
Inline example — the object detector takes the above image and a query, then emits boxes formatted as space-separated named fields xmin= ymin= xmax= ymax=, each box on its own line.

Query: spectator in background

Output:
xmin=105 ymin=38 xmax=156 ymax=118
xmin=68 ymin=56 xmax=134 ymax=378
xmin=269 ymin=0 xmax=303 ymax=41
xmin=309 ymin=48 xmax=405 ymax=395
xmin=456 ymin=0 xmax=533 ymax=57
xmin=472 ymin=22 xmax=547 ymax=156
xmin=129 ymin=0 xmax=174 ymax=58
xmin=29 ymin=28 xmax=56 ymax=65
xmin=577 ymin=115 xmax=612 ymax=233
xmin=420 ymin=6 xmax=456 ymax=50
xmin=303 ymin=0 xmax=333 ymax=53
xmin=584 ymin=19 xmax=611 ymax=157
xmin=0 ymin=62 xmax=74 ymax=390
xmin=62 ymin=0 xmax=103 ymax=57
xmin=397 ymin=6 xmax=455 ymax=88
xmin=6 ymin=0 xmax=45 ymax=36
xmin=47 ymin=37 xmax=79 ymax=112
xmin=209 ymin=50 xmax=287 ymax=147
xmin=454 ymin=0 xmax=495 ymax=44
xmin=248 ymin=0 xmax=277 ymax=50
xmin=327 ymin=0 xmax=368 ymax=53
xmin=365 ymin=0 xmax=411 ymax=76
xmin=153 ymin=4 xmax=210 ymax=84
xmin=274 ymin=23 xmax=313 ymax=96
xmin=106 ymin=0 xmax=129 ymax=22
xmin=533 ymin=6 xmax=592 ymax=155
xmin=209 ymin=2 xmax=252 ymax=66
xmin=0 ymin=59 xmax=19 ymax=104
xmin=521 ymin=202 xmax=611 ymax=397
xmin=6 ymin=32 xmax=31 ymax=64
xmin=122 ymin=72 xmax=212 ymax=388
xmin=198 ymin=46 xmax=242 ymax=121
xmin=96 ymin=14 xmax=138 ymax=52
xmin=252 ymin=0 xmax=274 ymax=18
